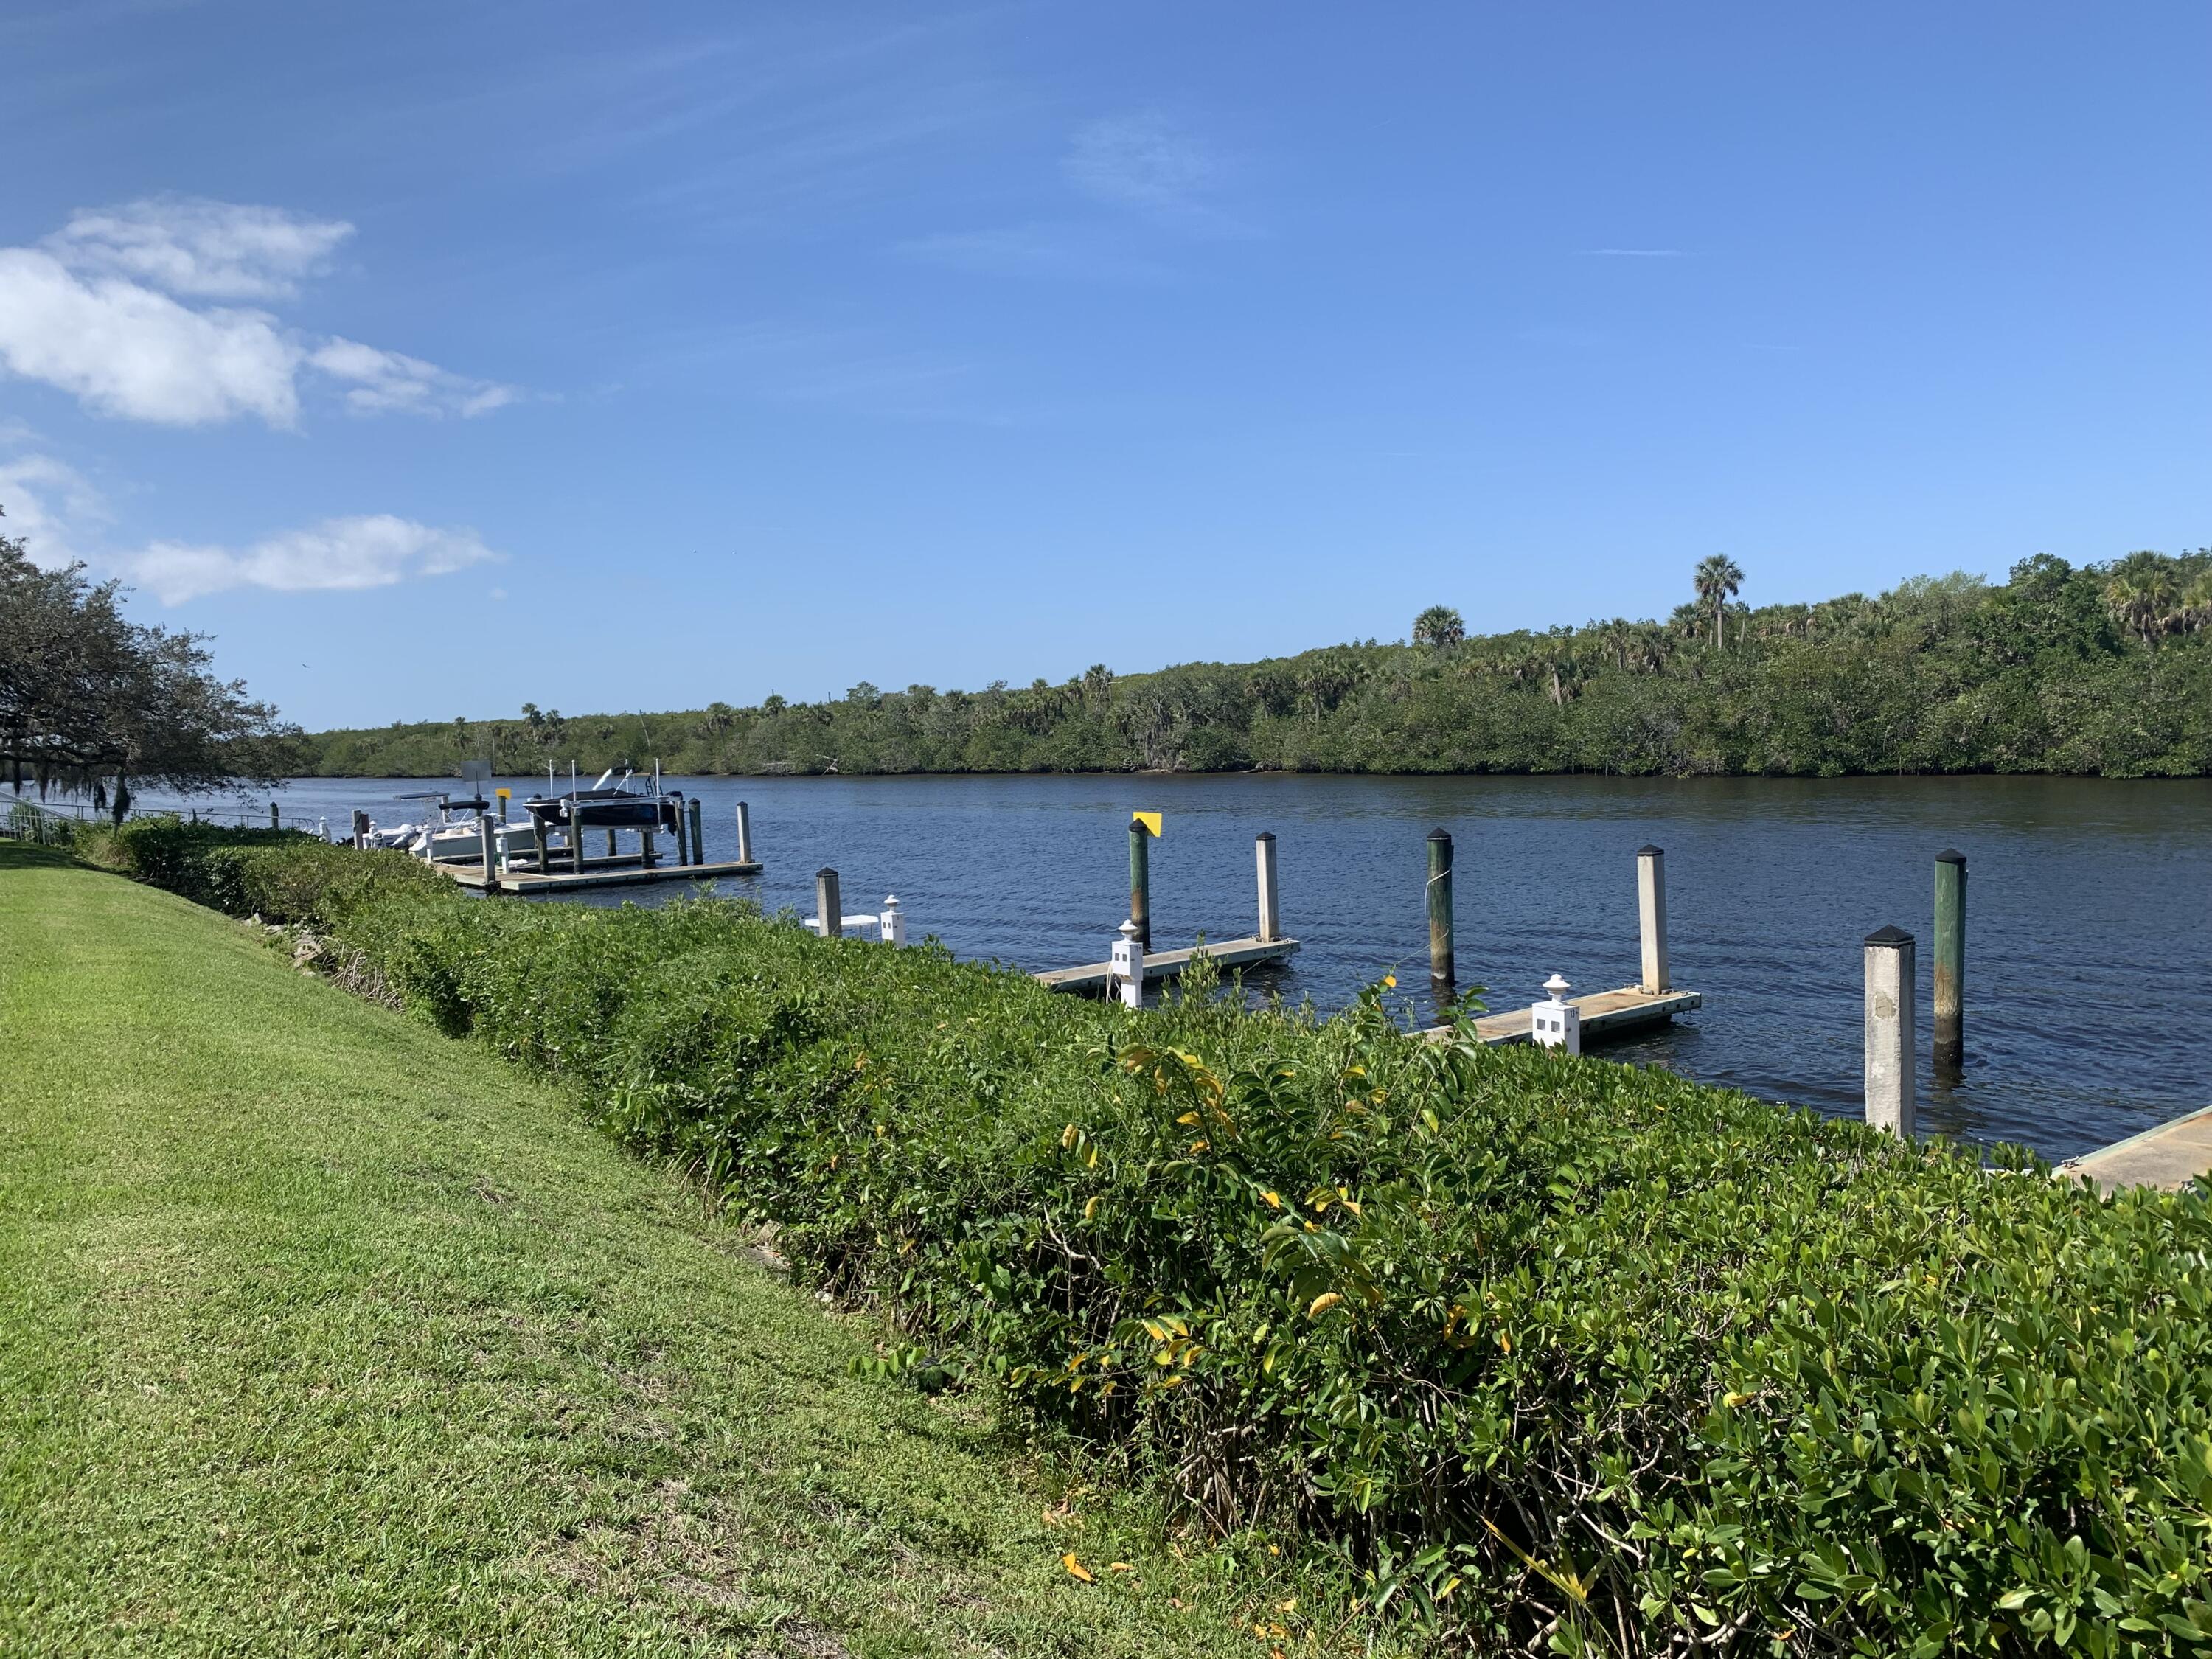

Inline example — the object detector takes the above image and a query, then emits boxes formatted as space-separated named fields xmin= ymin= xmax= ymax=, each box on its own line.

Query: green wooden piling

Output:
xmin=687 ymin=798 xmax=705 ymax=866
xmin=1426 ymin=829 xmax=1455 ymax=990
xmin=1934 ymin=849 xmax=1966 ymax=1074
xmin=1128 ymin=816 xmax=1152 ymax=950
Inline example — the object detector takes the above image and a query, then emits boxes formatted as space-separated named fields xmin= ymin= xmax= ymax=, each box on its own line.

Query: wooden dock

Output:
xmin=2055 ymin=1106 xmax=2212 ymax=1194
xmin=1427 ymin=984 xmax=1703 ymax=1046
xmin=1035 ymin=935 xmax=1298 ymax=992
xmin=445 ymin=856 xmax=762 ymax=894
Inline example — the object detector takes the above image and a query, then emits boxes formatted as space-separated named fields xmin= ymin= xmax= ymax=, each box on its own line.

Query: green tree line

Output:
xmin=298 ymin=547 xmax=2212 ymax=779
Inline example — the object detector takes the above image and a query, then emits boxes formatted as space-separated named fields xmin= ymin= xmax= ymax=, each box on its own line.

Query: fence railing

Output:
xmin=2 ymin=799 xmax=330 ymax=838
xmin=2 ymin=801 xmax=79 ymax=846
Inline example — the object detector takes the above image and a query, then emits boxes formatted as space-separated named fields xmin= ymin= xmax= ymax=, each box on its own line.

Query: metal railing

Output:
xmin=2 ymin=801 xmax=79 ymax=846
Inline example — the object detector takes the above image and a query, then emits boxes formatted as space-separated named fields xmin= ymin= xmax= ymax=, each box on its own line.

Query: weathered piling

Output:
xmin=1863 ymin=925 xmax=1916 ymax=1138
xmin=351 ymin=809 xmax=370 ymax=851
xmin=605 ymin=829 xmax=618 ymax=858
xmin=735 ymin=801 xmax=754 ymax=866
xmin=817 ymin=868 xmax=843 ymax=938
xmin=1128 ymin=816 xmax=1152 ymax=951
xmin=1636 ymin=844 xmax=1670 ymax=993
xmin=532 ymin=816 xmax=549 ymax=872
xmin=1256 ymin=832 xmax=1280 ymax=944
xmin=1933 ymin=849 xmax=1966 ymax=1077
xmin=573 ymin=816 xmax=588 ymax=874
xmin=478 ymin=813 xmax=499 ymax=892
xmin=1426 ymin=829 xmax=1455 ymax=991
xmin=687 ymin=798 xmax=706 ymax=867
xmin=673 ymin=803 xmax=689 ymax=866
xmin=269 ymin=802 xmax=280 ymax=832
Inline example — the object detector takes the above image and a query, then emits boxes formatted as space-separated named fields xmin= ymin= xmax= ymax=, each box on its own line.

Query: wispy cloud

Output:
xmin=124 ymin=515 xmax=501 ymax=603
xmin=45 ymin=197 xmax=353 ymax=300
xmin=1583 ymin=248 xmax=1690 ymax=257
xmin=898 ymin=222 xmax=1173 ymax=283
xmin=308 ymin=338 xmax=518 ymax=419
xmin=0 ymin=197 xmax=518 ymax=427
xmin=1065 ymin=111 xmax=1232 ymax=226
xmin=0 ymin=447 xmax=105 ymax=570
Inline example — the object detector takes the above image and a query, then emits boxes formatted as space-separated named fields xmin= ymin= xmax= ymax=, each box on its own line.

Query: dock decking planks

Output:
xmin=446 ymin=857 xmax=762 ymax=894
xmin=1035 ymin=936 xmax=1298 ymax=992
xmin=1425 ymin=985 xmax=1703 ymax=1046
xmin=2056 ymin=1105 xmax=2212 ymax=1193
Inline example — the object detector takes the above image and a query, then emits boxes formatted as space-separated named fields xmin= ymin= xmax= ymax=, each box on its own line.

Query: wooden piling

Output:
xmin=605 ymin=829 xmax=617 ymax=858
xmin=1863 ymin=925 xmax=1916 ymax=1138
xmin=532 ymin=815 xmax=549 ymax=872
xmin=1426 ymin=829 xmax=1455 ymax=991
xmin=1255 ymin=832 xmax=1280 ymax=944
xmin=672 ymin=803 xmax=689 ymax=866
xmin=573 ymin=813 xmax=588 ymax=874
xmin=478 ymin=813 xmax=499 ymax=893
xmin=351 ymin=809 xmax=370 ymax=851
xmin=735 ymin=801 xmax=754 ymax=866
xmin=1933 ymin=849 xmax=1966 ymax=1077
xmin=817 ymin=868 xmax=842 ymax=938
xmin=1636 ymin=845 xmax=1670 ymax=993
xmin=1128 ymin=817 xmax=1152 ymax=951
xmin=687 ymin=798 xmax=705 ymax=867
xmin=269 ymin=801 xmax=280 ymax=832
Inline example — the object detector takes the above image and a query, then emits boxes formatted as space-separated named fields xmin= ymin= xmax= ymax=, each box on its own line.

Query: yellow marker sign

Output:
xmin=1131 ymin=811 xmax=1162 ymax=838
xmin=495 ymin=787 xmax=511 ymax=800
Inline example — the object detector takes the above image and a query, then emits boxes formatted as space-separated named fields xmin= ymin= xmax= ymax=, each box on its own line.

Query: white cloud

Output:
xmin=0 ymin=450 xmax=107 ymax=570
xmin=1066 ymin=113 xmax=1228 ymax=220
xmin=0 ymin=249 xmax=302 ymax=425
xmin=309 ymin=338 xmax=519 ymax=419
xmin=124 ymin=515 xmax=501 ymax=603
xmin=44 ymin=197 xmax=354 ymax=301
xmin=0 ymin=199 xmax=515 ymax=427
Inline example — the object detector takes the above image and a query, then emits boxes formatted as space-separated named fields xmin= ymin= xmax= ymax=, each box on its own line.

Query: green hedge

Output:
xmin=89 ymin=821 xmax=2212 ymax=1654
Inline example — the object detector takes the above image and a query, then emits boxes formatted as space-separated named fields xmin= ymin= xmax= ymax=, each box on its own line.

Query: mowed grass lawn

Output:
xmin=0 ymin=844 xmax=1343 ymax=1658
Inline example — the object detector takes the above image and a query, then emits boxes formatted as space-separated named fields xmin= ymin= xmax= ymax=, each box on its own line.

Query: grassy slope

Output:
xmin=0 ymin=844 xmax=1329 ymax=1658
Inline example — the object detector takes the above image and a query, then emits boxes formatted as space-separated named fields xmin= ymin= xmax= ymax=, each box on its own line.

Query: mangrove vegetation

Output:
xmin=295 ymin=547 xmax=2212 ymax=780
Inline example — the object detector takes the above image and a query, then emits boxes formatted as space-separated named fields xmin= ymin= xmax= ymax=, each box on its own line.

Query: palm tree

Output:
xmin=1411 ymin=605 xmax=1465 ymax=649
xmin=1694 ymin=555 xmax=1745 ymax=649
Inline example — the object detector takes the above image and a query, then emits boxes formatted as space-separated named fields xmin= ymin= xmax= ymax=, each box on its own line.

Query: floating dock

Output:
xmin=2054 ymin=1105 xmax=2212 ymax=1194
xmin=445 ymin=856 xmax=762 ymax=894
xmin=1035 ymin=935 xmax=1298 ymax=992
xmin=1427 ymin=984 xmax=1703 ymax=1047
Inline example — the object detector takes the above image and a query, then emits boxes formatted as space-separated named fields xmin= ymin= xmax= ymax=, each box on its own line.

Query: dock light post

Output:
xmin=1128 ymin=816 xmax=1152 ymax=951
xmin=687 ymin=798 xmax=706 ymax=867
xmin=1933 ymin=849 xmax=1966 ymax=1079
xmin=1531 ymin=973 xmax=1581 ymax=1054
xmin=1110 ymin=917 xmax=1144 ymax=1009
xmin=1863 ymin=925 xmax=1916 ymax=1138
xmin=816 ymin=868 xmax=842 ymax=938
xmin=1425 ymin=830 xmax=1455 ymax=992
xmin=1255 ymin=832 xmax=1281 ymax=944
xmin=735 ymin=801 xmax=754 ymax=866
xmin=1635 ymin=845 xmax=1670 ymax=993
xmin=880 ymin=895 xmax=905 ymax=945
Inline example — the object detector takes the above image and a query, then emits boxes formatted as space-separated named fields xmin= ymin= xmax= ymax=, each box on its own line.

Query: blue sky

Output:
xmin=2 ymin=1 xmax=2205 ymax=730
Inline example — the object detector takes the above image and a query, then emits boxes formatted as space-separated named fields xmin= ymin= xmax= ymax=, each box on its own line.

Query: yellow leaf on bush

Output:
xmin=1307 ymin=1291 xmax=1344 ymax=1318
xmin=1061 ymin=1124 xmax=1078 ymax=1149
xmin=1261 ymin=1190 xmax=1281 ymax=1209
xmin=1083 ymin=1194 xmax=1100 ymax=1220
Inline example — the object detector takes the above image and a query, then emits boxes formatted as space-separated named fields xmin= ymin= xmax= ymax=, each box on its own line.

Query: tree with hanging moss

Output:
xmin=0 ymin=511 xmax=295 ymax=818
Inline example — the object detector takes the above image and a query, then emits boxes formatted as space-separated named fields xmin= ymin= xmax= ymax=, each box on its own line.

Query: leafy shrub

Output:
xmin=108 ymin=834 xmax=2212 ymax=1653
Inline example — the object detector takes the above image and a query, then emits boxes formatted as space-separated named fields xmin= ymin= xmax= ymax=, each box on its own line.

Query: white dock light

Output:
xmin=1531 ymin=973 xmax=1581 ymax=1054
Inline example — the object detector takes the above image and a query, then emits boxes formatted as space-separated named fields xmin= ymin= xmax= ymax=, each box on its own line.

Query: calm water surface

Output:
xmin=169 ymin=773 xmax=2211 ymax=1162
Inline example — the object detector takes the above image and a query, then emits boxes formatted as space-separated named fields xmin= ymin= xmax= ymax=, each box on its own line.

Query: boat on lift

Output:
xmin=522 ymin=765 xmax=684 ymax=845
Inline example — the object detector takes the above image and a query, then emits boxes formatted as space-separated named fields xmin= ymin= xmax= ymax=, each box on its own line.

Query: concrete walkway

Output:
xmin=2056 ymin=1105 xmax=2212 ymax=1194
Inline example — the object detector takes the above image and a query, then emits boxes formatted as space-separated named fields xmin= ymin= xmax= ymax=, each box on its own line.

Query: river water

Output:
xmin=152 ymin=773 xmax=2210 ymax=1162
